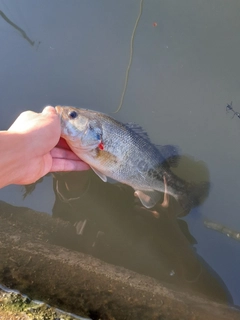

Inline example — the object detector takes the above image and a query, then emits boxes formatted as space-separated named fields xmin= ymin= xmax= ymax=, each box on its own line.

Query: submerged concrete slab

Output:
xmin=0 ymin=200 xmax=239 ymax=320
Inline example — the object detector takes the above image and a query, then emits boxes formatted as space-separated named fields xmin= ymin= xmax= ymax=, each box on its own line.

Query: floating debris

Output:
xmin=204 ymin=219 xmax=240 ymax=242
xmin=226 ymin=102 xmax=240 ymax=119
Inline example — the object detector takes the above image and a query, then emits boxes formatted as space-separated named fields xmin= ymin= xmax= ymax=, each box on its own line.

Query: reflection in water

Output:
xmin=49 ymin=166 xmax=231 ymax=304
xmin=204 ymin=219 xmax=240 ymax=242
xmin=114 ymin=0 xmax=144 ymax=113
xmin=0 ymin=9 xmax=35 ymax=46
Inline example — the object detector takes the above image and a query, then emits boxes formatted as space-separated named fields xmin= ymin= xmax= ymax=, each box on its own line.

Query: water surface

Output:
xmin=1 ymin=0 xmax=240 ymax=307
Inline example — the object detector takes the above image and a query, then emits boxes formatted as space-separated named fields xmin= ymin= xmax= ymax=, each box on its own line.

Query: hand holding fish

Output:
xmin=0 ymin=106 xmax=89 ymax=188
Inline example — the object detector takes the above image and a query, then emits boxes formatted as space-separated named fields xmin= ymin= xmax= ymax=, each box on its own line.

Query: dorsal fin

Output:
xmin=125 ymin=122 xmax=150 ymax=141
xmin=126 ymin=122 xmax=181 ymax=167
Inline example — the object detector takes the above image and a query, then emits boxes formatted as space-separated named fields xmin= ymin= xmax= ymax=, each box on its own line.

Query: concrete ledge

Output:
xmin=0 ymin=201 xmax=239 ymax=320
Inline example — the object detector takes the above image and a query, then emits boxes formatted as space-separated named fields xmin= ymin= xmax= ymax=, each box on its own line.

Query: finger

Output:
xmin=50 ymin=147 xmax=80 ymax=160
xmin=50 ymin=159 xmax=90 ymax=172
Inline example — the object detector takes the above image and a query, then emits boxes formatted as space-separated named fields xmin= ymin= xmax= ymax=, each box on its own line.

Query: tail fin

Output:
xmin=178 ymin=181 xmax=210 ymax=217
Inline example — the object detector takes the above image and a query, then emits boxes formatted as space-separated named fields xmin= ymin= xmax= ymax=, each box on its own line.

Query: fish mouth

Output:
xmin=55 ymin=105 xmax=62 ymax=116
xmin=55 ymin=105 xmax=66 ymax=130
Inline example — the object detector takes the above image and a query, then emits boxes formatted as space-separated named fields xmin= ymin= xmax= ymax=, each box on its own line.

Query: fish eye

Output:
xmin=68 ymin=111 xmax=78 ymax=119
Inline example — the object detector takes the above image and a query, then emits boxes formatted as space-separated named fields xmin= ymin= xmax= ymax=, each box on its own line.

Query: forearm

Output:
xmin=0 ymin=131 xmax=27 ymax=188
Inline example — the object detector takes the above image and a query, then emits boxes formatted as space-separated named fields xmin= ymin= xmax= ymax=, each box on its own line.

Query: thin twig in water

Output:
xmin=0 ymin=10 xmax=35 ymax=46
xmin=204 ymin=219 xmax=240 ymax=242
xmin=113 ymin=0 xmax=144 ymax=113
xmin=226 ymin=101 xmax=240 ymax=119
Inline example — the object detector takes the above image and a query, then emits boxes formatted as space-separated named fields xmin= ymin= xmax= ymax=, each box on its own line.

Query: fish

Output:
xmin=55 ymin=105 xmax=209 ymax=213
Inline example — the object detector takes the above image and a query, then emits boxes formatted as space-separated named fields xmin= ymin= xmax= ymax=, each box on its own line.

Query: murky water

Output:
xmin=1 ymin=0 xmax=240 ymax=308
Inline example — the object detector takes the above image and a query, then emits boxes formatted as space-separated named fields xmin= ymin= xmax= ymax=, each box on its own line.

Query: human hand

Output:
xmin=2 ymin=106 xmax=89 ymax=187
xmin=50 ymin=136 xmax=90 ymax=172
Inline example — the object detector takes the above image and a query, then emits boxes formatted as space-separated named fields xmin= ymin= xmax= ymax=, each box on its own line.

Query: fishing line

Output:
xmin=113 ymin=0 xmax=144 ymax=113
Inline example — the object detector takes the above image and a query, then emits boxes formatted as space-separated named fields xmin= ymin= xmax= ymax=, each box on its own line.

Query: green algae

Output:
xmin=0 ymin=286 xmax=89 ymax=320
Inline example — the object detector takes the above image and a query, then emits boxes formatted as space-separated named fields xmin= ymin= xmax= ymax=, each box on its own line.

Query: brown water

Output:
xmin=1 ymin=0 xmax=240 ymax=307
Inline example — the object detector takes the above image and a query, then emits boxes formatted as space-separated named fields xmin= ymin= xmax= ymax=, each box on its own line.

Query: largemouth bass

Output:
xmin=55 ymin=106 xmax=209 ymax=212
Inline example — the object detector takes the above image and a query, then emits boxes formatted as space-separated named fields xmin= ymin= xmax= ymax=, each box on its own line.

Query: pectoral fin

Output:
xmin=90 ymin=166 xmax=107 ymax=182
xmin=134 ymin=189 xmax=162 ymax=208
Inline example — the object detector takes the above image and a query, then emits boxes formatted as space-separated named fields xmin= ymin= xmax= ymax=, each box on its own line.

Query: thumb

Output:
xmin=42 ymin=105 xmax=56 ymax=115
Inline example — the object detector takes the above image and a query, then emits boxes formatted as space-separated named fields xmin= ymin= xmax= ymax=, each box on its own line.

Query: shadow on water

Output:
xmin=21 ymin=154 xmax=233 ymax=305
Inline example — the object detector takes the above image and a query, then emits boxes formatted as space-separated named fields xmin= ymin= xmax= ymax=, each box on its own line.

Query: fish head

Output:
xmin=55 ymin=105 xmax=103 ymax=151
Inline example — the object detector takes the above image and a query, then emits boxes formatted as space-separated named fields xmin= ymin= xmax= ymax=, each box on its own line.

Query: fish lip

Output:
xmin=55 ymin=105 xmax=62 ymax=115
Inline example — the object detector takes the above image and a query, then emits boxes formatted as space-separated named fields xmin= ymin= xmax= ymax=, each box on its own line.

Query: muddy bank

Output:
xmin=0 ymin=200 xmax=239 ymax=320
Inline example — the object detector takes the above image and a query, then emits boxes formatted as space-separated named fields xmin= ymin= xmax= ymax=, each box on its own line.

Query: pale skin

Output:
xmin=0 ymin=106 xmax=89 ymax=189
